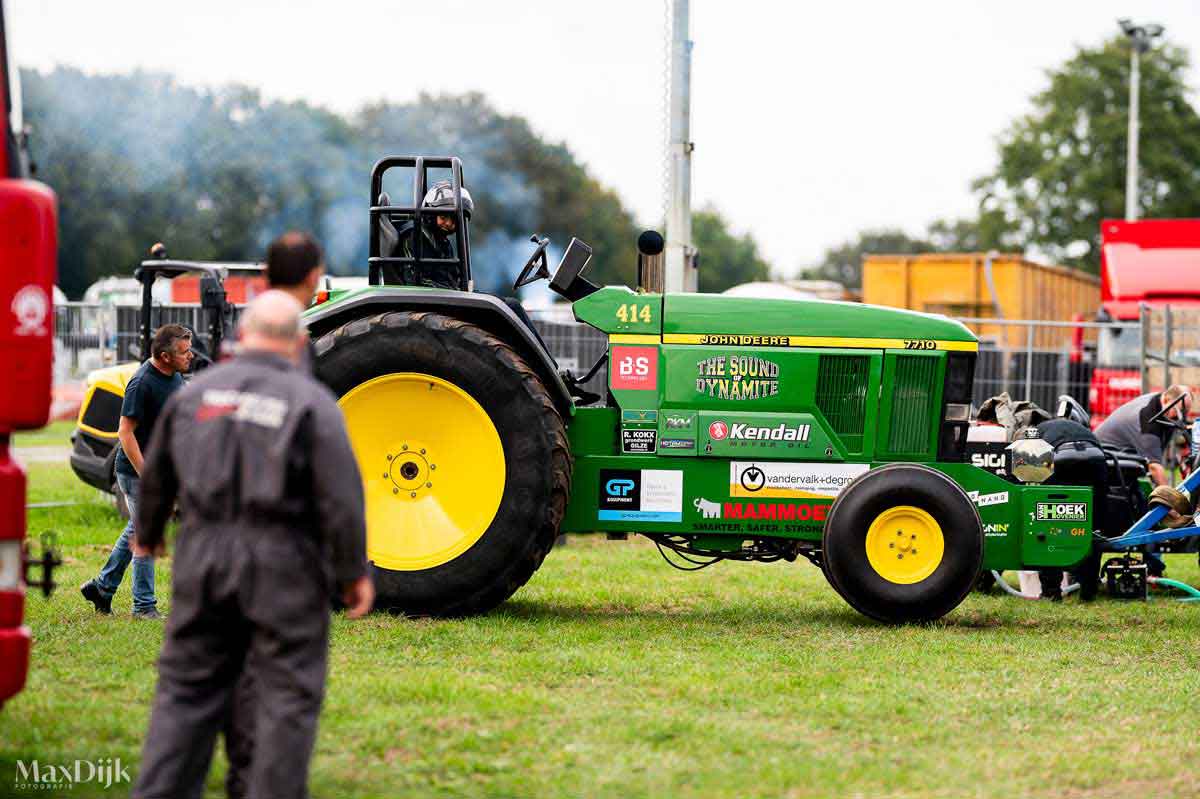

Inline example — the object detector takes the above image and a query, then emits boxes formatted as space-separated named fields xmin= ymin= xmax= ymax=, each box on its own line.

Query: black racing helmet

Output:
xmin=423 ymin=180 xmax=474 ymax=219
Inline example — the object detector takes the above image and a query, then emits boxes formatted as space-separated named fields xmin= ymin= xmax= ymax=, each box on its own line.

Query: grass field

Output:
xmin=3 ymin=461 xmax=1200 ymax=798
xmin=11 ymin=420 xmax=75 ymax=449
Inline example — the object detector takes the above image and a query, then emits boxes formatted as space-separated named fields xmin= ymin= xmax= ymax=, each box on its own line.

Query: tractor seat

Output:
xmin=377 ymin=192 xmax=399 ymax=257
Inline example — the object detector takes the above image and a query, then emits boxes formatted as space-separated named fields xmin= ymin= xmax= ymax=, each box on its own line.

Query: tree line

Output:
xmin=806 ymin=35 xmax=1200 ymax=287
xmin=23 ymin=68 xmax=769 ymax=299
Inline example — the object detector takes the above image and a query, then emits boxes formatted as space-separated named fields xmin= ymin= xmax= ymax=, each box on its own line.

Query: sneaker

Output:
xmin=80 ymin=580 xmax=113 ymax=615
xmin=132 ymin=608 xmax=163 ymax=620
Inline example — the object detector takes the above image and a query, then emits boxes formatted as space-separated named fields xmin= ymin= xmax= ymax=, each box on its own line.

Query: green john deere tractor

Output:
xmin=302 ymin=155 xmax=1095 ymax=623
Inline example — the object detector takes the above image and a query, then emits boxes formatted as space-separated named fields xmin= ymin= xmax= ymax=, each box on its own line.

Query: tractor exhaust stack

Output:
xmin=637 ymin=230 xmax=665 ymax=293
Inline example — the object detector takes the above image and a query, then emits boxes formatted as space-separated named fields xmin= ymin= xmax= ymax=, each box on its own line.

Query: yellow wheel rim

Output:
xmin=339 ymin=373 xmax=506 ymax=571
xmin=864 ymin=505 xmax=945 ymax=584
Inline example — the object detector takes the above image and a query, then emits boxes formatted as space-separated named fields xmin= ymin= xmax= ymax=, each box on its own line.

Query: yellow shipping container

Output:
xmin=862 ymin=253 xmax=1100 ymax=348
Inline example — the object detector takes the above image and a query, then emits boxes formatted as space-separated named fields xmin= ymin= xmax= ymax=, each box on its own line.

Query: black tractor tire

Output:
xmin=313 ymin=310 xmax=571 ymax=617
xmin=822 ymin=464 xmax=983 ymax=624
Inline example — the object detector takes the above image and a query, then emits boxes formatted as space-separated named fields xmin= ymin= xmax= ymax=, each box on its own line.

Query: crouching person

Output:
xmin=132 ymin=291 xmax=374 ymax=799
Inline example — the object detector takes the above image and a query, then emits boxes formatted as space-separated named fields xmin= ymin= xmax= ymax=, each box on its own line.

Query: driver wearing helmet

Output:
xmin=387 ymin=179 xmax=473 ymax=288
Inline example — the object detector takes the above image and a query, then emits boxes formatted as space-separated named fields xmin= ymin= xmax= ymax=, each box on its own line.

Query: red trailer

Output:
xmin=1089 ymin=219 xmax=1200 ymax=426
xmin=0 ymin=1 xmax=59 ymax=709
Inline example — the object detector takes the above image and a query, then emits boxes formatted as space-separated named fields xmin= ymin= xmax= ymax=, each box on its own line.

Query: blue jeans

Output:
xmin=94 ymin=472 xmax=157 ymax=613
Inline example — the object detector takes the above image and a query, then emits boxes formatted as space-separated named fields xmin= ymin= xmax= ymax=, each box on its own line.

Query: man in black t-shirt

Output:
xmin=81 ymin=324 xmax=193 ymax=618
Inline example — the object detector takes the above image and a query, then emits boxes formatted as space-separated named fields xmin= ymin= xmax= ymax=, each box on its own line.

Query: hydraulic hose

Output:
xmin=990 ymin=571 xmax=1080 ymax=600
xmin=1148 ymin=576 xmax=1200 ymax=600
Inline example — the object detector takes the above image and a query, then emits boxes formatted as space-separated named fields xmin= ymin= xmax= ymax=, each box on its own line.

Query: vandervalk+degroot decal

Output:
xmin=729 ymin=462 xmax=868 ymax=499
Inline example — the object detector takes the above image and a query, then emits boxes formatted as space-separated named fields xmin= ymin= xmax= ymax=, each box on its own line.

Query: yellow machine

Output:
xmin=863 ymin=253 xmax=1100 ymax=348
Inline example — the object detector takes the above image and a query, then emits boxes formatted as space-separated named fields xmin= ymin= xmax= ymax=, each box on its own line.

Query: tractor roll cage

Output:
xmin=368 ymin=155 xmax=472 ymax=291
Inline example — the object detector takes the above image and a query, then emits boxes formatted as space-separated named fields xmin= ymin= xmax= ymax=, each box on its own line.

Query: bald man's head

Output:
xmin=238 ymin=290 xmax=307 ymax=361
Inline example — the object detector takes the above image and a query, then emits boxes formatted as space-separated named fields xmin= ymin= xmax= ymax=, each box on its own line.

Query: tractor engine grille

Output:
xmin=815 ymin=354 xmax=869 ymax=454
xmin=888 ymin=355 xmax=937 ymax=456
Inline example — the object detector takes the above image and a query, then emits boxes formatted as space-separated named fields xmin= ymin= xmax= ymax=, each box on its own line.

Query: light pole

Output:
xmin=1118 ymin=18 xmax=1164 ymax=221
xmin=665 ymin=0 xmax=696 ymax=293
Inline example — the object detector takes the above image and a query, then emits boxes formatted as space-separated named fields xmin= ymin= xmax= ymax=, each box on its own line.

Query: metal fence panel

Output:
xmin=54 ymin=302 xmax=115 ymax=381
xmin=57 ymin=303 xmax=1170 ymax=419
xmin=1141 ymin=304 xmax=1200 ymax=394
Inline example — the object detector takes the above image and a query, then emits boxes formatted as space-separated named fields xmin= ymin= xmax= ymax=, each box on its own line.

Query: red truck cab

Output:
xmin=1089 ymin=219 xmax=1200 ymax=426
xmin=0 ymin=1 xmax=58 ymax=709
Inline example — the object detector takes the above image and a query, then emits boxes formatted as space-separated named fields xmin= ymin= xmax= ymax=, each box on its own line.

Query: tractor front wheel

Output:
xmin=314 ymin=311 xmax=571 ymax=616
xmin=822 ymin=464 xmax=982 ymax=623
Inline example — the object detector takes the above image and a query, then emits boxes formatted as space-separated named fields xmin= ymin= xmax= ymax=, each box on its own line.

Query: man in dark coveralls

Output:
xmin=221 ymin=230 xmax=325 ymax=798
xmin=132 ymin=291 xmax=374 ymax=799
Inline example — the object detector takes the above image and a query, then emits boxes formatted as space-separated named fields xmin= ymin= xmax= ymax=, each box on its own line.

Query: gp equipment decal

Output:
xmin=598 ymin=469 xmax=683 ymax=522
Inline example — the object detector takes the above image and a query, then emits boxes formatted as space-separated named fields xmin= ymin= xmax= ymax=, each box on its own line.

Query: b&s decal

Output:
xmin=611 ymin=346 xmax=658 ymax=391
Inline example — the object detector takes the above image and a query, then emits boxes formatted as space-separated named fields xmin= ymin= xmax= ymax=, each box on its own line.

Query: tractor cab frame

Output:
xmin=369 ymin=156 xmax=472 ymax=291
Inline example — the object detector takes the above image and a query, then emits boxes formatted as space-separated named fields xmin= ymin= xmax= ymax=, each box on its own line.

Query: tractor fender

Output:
xmin=304 ymin=288 xmax=575 ymax=416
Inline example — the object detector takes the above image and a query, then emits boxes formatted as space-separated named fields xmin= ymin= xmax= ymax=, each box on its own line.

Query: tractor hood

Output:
xmin=661 ymin=293 xmax=976 ymax=347
xmin=573 ymin=286 xmax=977 ymax=349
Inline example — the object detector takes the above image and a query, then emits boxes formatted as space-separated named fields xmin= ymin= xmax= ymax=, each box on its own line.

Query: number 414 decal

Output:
xmin=616 ymin=303 xmax=652 ymax=323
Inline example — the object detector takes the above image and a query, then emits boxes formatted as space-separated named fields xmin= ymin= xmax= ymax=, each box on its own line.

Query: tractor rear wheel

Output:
xmin=822 ymin=464 xmax=982 ymax=624
xmin=313 ymin=311 xmax=571 ymax=616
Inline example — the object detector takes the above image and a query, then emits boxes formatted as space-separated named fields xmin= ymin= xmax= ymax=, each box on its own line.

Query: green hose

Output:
xmin=1148 ymin=577 xmax=1200 ymax=599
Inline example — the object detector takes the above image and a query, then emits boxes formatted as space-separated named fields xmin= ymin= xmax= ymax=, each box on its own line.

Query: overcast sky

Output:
xmin=11 ymin=1 xmax=1200 ymax=275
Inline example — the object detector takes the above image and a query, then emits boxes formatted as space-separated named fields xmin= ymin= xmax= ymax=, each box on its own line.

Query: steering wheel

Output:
xmin=1149 ymin=391 xmax=1192 ymax=434
xmin=513 ymin=235 xmax=552 ymax=291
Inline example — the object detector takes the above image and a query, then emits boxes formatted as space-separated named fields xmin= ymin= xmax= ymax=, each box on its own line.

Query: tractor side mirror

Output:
xmin=549 ymin=237 xmax=600 ymax=301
